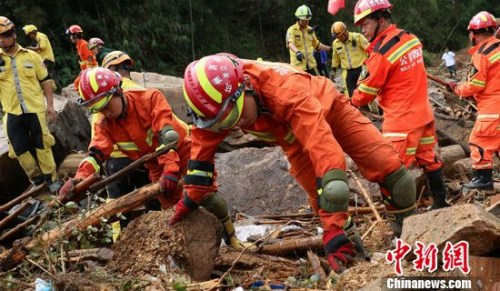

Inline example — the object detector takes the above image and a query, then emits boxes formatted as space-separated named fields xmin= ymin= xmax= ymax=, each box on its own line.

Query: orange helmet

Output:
xmin=467 ymin=11 xmax=497 ymax=31
xmin=88 ymin=37 xmax=104 ymax=50
xmin=183 ymin=54 xmax=246 ymax=132
xmin=78 ymin=67 xmax=122 ymax=113
xmin=0 ymin=16 xmax=14 ymax=34
xmin=102 ymin=50 xmax=134 ymax=69
xmin=354 ymin=0 xmax=393 ymax=25
xmin=66 ymin=24 xmax=83 ymax=34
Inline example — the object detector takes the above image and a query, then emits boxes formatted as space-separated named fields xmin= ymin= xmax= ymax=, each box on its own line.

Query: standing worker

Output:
xmin=172 ymin=54 xmax=417 ymax=273
xmin=286 ymin=5 xmax=331 ymax=75
xmin=23 ymin=24 xmax=55 ymax=78
xmin=330 ymin=21 xmax=369 ymax=98
xmin=441 ymin=48 xmax=457 ymax=78
xmin=351 ymin=0 xmax=450 ymax=210
xmin=448 ymin=11 xmax=499 ymax=191
xmin=66 ymin=25 xmax=97 ymax=90
xmin=88 ymin=37 xmax=114 ymax=65
xmin=0 ymin=17 xmax=60 ymax=192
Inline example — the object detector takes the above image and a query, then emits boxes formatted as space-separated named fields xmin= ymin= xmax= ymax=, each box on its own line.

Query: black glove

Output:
xmin=296 ymin=51 xmax=304 ymax=62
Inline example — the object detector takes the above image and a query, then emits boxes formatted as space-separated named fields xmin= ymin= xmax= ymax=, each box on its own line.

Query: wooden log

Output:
xmin=0 ymin=183 xmax=46 ymax=213
xmin=441 ymin=145 xmax=467 ymax=164
xmin=55 ymin=173 xmax=102 ymax=205
xmin=0 ymin=215 xmax=40 ymax=242
xmin=0 ymin=183 xmax=161 ymax=271
xmin=436 ymin=128 xmax=471 ymax=156
xmin=255 ymin=206 xmax=385 ymax=221
xmin=440 ymin=144 xmax=467 ymax=178
xmin=88 ymin=141 xmax=176 ymax=194
xmin=260 ymin=235 xmax=323 ymax=256
xmin=0 ymin=202 xmax=31 ymax=231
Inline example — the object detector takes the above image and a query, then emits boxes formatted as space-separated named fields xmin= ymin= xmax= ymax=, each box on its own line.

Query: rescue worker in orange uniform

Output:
xmin=351 ymin=0 xmax=450 ymax=210
xmin=66 ymin=25 xmax=97 ymax=90
xmin=448 ymin=11 xmax=500 ymax=190
xmin=58 ymin=67 xmax=191 ymax=220
xmin=170 ymin=54 xmax=417 ymax=273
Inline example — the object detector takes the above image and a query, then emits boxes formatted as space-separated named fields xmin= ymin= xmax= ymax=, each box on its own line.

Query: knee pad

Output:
xmin=200 ymin=192 xmax=228 ymax=220
xmin=382 ymin=166 xmax=416 ymax=209
xmin=318 ymin=169 xmax=350 ymax=213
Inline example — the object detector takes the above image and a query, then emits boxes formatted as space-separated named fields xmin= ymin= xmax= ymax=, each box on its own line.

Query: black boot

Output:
xmin=426 ymin=169 xmax=450 ymax=210
xmin=466 ymin=169 xmax=494 ymax=190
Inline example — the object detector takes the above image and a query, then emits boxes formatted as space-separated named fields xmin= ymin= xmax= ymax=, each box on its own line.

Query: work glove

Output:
xmin=159 ymin=173 xmax=179 ymax=197
xmin=446 ymin=81 xmax=457 ymax=93
xmin=323 ymin=229 xmax=356 ymax=274
xmin=295 ymin=51 xmax=304 ymax=62
xmin=57 ymin=178 xmax=82 ymax=201
xmin=168 ymin=199 xmax=192 ymax=225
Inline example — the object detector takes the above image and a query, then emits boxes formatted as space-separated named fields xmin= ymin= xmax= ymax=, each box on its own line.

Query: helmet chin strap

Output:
xmin=118 ymin=93 xmax=128 ymax=119
xmin=370 ymin=19 xmax=381 ymax=42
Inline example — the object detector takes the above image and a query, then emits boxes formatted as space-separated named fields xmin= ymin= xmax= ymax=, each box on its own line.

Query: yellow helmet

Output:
xmin=295 ymin=5 xmax=312 ymax=20
xmin=23 ymin=24 xmax=37 ymax=35
xmin=102 ymin=50 xmax=134 ymax=69
xmin=0 ymin=16 xmax=14 ymax=34
xmin=331 ymin=21 xmax=347 ymax=35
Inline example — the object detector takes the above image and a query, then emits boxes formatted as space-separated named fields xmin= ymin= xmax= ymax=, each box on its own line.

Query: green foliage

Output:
xmin=4 ymin=0 xmax=499 ymax=88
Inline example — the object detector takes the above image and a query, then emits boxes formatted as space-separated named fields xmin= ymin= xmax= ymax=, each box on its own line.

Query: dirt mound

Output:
xmin=107 ymin=208 xmax=222 ymax=281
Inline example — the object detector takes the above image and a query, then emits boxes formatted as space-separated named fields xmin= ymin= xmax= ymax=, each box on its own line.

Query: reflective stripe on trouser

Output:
xmin=285 ymin=94 xmax=402 ymax=232
xmin=383 ymin=121 xmax=442 ymax=172
xmin=5 ymin=112 xmax=57 ymax=181
xmin=469 ymin=114 xmax=500 ymax=169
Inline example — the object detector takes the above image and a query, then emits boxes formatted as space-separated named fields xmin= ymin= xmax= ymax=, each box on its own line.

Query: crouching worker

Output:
xmin=170 ymin=54 xmax=417 ymax=273
xmin=58 ymin=67 xmax=191 ymax=224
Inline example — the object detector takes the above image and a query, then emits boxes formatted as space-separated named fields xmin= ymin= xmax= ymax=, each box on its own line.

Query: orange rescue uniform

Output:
xmin=352 ymin=24 xmax=441 ymax=172
xmin=73 ymin=39 xmax=97 ymax=90
xmin=74 ymin=88 xmax=191 ymax=207
xmin=454 ymin=36 xmax=500 ymax=169
xmin=185 ymin=60 xmax=403 ymax=232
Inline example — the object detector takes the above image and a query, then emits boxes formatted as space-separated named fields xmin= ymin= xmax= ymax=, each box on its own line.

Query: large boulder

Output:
xmin=401 ymin=203 xmax=500 ymax=256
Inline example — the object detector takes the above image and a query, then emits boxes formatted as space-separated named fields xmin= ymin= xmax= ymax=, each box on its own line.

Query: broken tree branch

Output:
xmin=88 ymin=141 xmax=177 ymax=194
xmin=0 ymin=183 xmax=161 ymax=271
xmin=348 ymin=170 xmax=383 ymax=222
xmin=0 ymin=183 xmax=46 ymax=213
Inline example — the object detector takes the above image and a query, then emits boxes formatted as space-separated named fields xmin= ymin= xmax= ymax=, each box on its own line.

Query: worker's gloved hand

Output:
xmin=159 ymin=173 xmax=179 ymax=197
xmin=323 ymin=229 xmax=356 ymax=274
xmin=58 ymin=178 xmax=82 ymax=201
xmin=168 ymin=199 xmax=192 ymax=225
xmin=295 ymin=51 xmax=304 ymax=62
xmin=446 ymin=81 xmax=457 ymax=92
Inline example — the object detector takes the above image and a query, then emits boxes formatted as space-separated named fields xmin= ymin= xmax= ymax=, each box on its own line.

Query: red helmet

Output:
xmin=88 ymin=37 xmax=104 ymax=50
xmin=66 ymin=24 xmax=83 ymax=34
xmin=467 ymin=11 xmax=497 ymax=31
xmin=354 ymin=0 xmax=393 ymax=25
xmin=78 ymin=67 xmax=122 ymax=113
xmin=183 ymin=54 xmax=246 ymax=132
